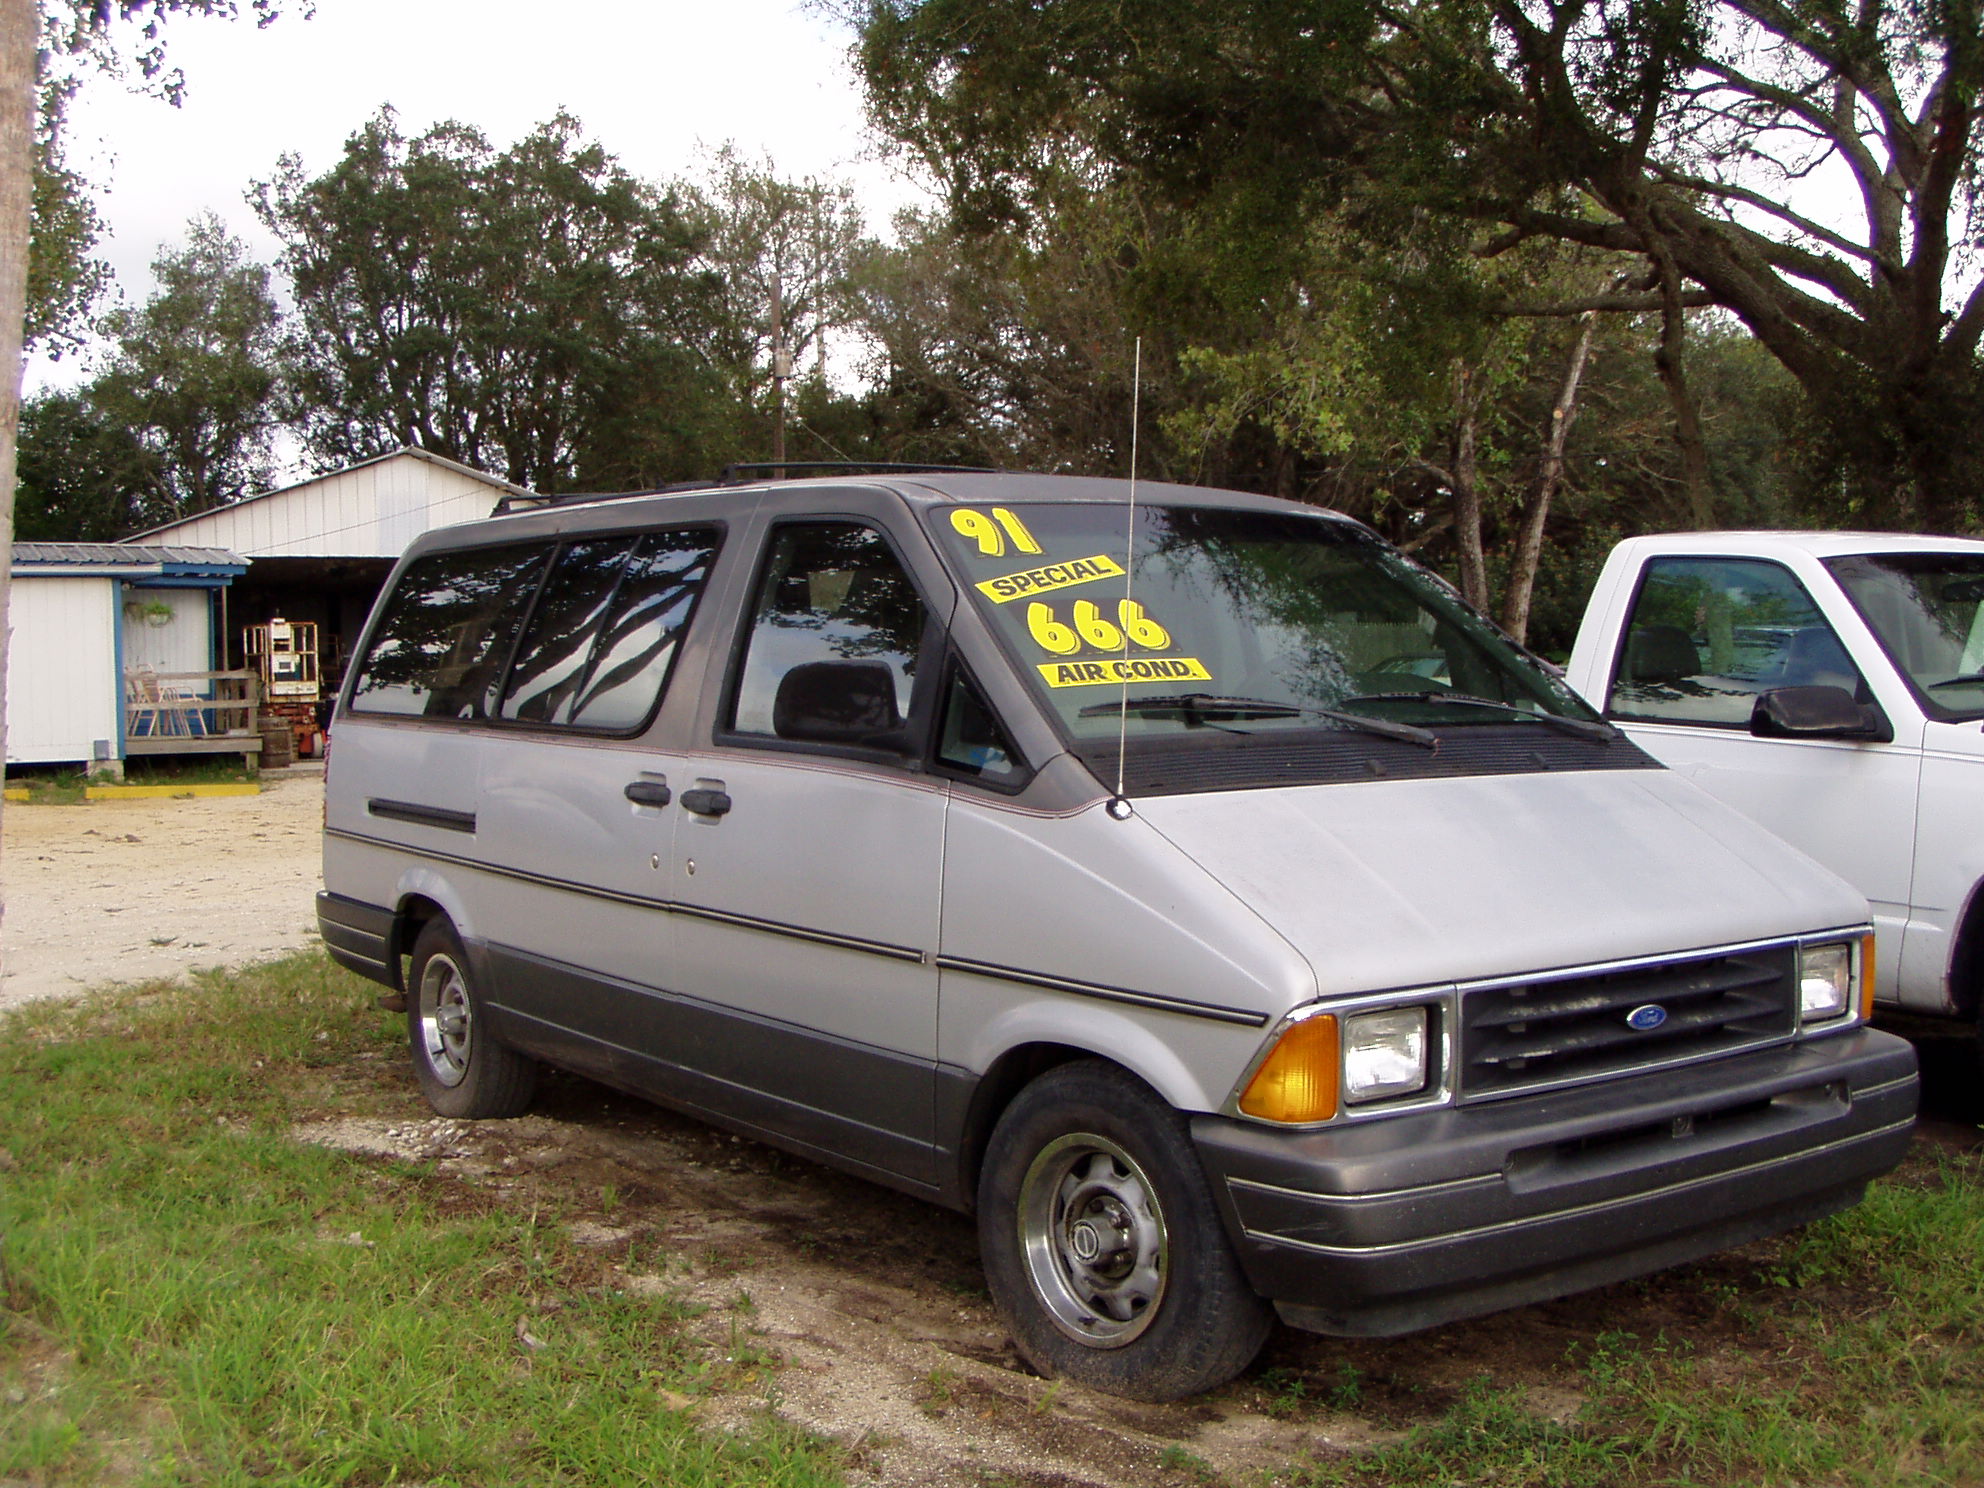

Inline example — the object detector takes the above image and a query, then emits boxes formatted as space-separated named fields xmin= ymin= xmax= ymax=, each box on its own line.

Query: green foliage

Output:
xmin=25 ymin=3 xmax=309 ymax=354
xmin=696 ymin=147 xmax=869 ymax=398
xmin=27 ymin=87 xmax=108 ymax=357
xmin=255 ymin=108 xmax=740 ymax=492
xmin=88 ymin=212 xmax=282 ymax=517
xmin=12 ymin=389 xmax=159 ymax=539
xmin=17 ymin=215 xmax=282 ymax=540
xmin=41 ymin=2 xmax=299 ymax=106
xmin=856 ymin=0 xmax=1984 ymax=531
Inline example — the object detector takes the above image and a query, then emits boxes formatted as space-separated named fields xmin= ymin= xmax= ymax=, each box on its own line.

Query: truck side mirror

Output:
xmin=1751 ymin=685 xmax=1892 ymax=743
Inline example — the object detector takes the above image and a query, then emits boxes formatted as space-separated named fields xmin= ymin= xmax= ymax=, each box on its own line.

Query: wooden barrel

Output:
xmin=258 ymin=720 xmax=294 ymax=769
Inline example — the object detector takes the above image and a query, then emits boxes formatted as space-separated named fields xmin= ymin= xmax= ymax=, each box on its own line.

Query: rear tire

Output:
xmin=407 ymin=918 xmax=536 ymax=1119
xmin=977 ymin=1060 xmax=1273 ymax=1401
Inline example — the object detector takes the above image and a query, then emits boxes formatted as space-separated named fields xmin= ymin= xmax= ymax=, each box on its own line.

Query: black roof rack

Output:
xmin=716 ymin=461 xmax=996 ymax=483
xmin=491 ymin=478 xmax=723 ymax=515
xmin=491 ymin=462 xmax=998 ymax=516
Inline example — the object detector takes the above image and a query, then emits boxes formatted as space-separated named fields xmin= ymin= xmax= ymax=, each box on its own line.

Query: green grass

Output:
xmin=5 ymin=952 xmax=1981 ymax=1488
xmin=0 ymin=955 xmax=846 ymax=1487
xmin=3 ymin=765 xmax=92 ymax=803
xmin=119 ymin=755 xmax=262 ymax=786
xmin=3 ymin=755 xmax=260 ymax=804
xmin=1284 ymin=1158 xmax=1984 ymax=1488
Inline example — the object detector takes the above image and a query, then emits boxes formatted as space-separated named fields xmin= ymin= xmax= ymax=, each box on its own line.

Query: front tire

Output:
xmin=977 ymin=1060 xmax=1273 ymax=1401
xmin=407 ymin=918 xmax=536 ymax=1119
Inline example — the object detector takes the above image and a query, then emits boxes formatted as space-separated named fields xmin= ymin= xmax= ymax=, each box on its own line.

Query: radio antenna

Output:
xmin=1112 ymin=336 xmax=1142 ymax=809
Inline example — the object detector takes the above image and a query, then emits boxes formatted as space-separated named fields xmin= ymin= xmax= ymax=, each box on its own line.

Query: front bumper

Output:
xmin=1192 ymin=1027 xmax=1917 ymax=1337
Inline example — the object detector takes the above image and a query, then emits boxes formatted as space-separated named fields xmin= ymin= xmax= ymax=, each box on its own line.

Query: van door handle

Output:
xmin=680 ymin=788 xmax=731 ymax=817
xmin=623 ymin=781 xmax=672 ymax=807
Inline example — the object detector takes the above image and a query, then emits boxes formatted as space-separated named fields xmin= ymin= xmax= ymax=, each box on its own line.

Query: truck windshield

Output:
xmin=927 ymin=502 xmax=1598 ymax=742
xmin=1825 ymin=552 xmax=1984 ymax=721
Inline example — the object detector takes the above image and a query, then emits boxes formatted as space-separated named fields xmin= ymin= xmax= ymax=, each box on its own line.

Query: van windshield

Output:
xmin=928 ymin=502 xmax=1598 ymax=743
xmin=1825 ymin=551 xmax=1984 ymax=721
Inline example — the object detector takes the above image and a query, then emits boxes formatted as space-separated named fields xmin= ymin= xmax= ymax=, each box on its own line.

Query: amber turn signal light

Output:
xmin=1860 ymin=933 xmax=1877 ymax=1021
xmin=1239 ymin=1015 xmax=1339 ymax=1123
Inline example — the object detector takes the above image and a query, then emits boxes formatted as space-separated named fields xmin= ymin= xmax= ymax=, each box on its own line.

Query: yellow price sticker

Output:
xmin=1038 ymin=656 xmax=1213 ymax=689
xmin=977 ymin=553 xmax=1126 ymax=604
xmin=950 ymin=506 xmax=1044 ymax=557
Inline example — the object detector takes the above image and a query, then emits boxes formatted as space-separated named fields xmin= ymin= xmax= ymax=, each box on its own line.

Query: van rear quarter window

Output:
xmin=500 ymin=531 xmax=718 ymax=731
xmin=349 ymin=543 xmax=548 ymax=720
xmin=349 ymin=528 xmax=718 ymax=730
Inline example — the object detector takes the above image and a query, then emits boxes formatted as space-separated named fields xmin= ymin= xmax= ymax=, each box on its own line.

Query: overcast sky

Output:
xmin=33 ymin=0 xmax=934 ymax=388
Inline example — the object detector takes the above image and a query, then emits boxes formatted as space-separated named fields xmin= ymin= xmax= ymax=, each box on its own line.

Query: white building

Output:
xmin=129 ymin=447 xmax=536 ymax=683
xmin=6 ymin=543 xmax=248 ymax=770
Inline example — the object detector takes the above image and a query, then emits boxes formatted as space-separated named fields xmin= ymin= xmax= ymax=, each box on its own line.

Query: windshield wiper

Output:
xmin=1340 ymin=691 xmax=1618 ymax=742
xmin=1928 ymin=671 xmax=1984 ymax=690
xmin=1079 ymin=693 xmax=1438 ymax=748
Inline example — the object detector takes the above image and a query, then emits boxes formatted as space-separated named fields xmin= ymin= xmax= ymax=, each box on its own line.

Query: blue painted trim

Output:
xmin=130 ymin=575 xmax=235 ymax=589
xmin=113 ymin=581 xmax=128 ymax=761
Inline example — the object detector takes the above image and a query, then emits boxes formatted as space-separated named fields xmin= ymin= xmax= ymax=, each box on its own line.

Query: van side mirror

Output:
xmin=1751 ymin=685 xmax=1892 ymax=743
xmin=772 ymin=659 xmax=910 ymax=750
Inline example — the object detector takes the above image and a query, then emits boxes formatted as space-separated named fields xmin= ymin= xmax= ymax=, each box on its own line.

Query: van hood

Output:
xmin=1132 ymin=768 xmax=1870 ymax=998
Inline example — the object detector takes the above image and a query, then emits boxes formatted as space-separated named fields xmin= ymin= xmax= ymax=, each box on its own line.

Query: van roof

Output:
xmin=490 ymin=469 xmax=1340 ymax=523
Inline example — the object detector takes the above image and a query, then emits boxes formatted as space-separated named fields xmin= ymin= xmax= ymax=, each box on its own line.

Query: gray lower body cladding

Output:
xmin=317 ymin=892 xmax=398 ymax=986
xmin=1191 ymin=1027 xmax=1917 ymax=1337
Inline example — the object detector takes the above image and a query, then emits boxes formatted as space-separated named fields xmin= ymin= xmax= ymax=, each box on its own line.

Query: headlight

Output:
xmin=1343 ymin=1007 xmax=1429 ymax=1103
xmin=1798 ymin=941 xmax=1853 ymax=1023
xmin=1238 ymin=1002 xmax=1440 ymax=1124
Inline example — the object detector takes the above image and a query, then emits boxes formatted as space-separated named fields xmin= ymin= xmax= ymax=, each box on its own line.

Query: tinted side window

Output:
xmin=349 ymin=543 xmax=548 ymax=719
xmin=1609 ymin=557 xmax=1867 ymax=726
xmin=501 ymin=538 xmax=639 ymax=724
xmin=568 ymin=532 xmax=719 ymax=731
xmin=730 ymin=522 xmax=927 ymax=744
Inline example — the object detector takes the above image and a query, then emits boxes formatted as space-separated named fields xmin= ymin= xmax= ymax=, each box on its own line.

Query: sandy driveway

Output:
xmin=0 ymin=764 xmax=325 ymax=1011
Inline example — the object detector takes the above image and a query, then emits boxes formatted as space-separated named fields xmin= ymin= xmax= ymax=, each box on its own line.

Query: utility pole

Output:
xmin=770 ymin=269 xmax=791 ymax=479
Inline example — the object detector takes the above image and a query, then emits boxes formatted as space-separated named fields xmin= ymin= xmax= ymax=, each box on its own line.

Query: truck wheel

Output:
xmin=407 ymin=918 xmax=536 ymax=1119
xmin=977 ymin=1060 xmax=1273 ymax=1401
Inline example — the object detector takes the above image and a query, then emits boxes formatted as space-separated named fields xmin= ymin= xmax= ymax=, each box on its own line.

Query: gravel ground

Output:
xmin=0 ymin=762 xmax=325 ymax=1011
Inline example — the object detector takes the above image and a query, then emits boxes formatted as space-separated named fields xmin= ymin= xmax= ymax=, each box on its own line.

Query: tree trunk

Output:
xmin=1448 ymin=365 xmax=1489 ymax=613
xmin=0 ymin=0 xmax=33 ymax=960
xmin=1500 ymin=310 xmax=1597 ymax=645
xmin=1641 ymin=237 xmax=1715 ymax=529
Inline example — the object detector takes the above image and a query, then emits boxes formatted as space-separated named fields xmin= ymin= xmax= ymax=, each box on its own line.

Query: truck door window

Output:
xmin=729 ymin=522 xmax=928 ymax=751
xmin=1610 ymin=557 xmax=1868 ymax=726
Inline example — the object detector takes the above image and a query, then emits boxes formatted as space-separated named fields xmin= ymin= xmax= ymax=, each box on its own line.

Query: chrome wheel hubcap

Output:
xmin=1017 ymin=1133 xmax=1167 ymax=1348
xmin=417 ymin=952 xmax=472 ymax=1087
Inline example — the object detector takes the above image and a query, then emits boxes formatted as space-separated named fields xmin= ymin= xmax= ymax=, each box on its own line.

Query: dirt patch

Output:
xmin=0 ymin=764 xmax=325 ymax=1010
xmin=292 ymin=1064 xmax=1941 ymax=1488
xmin=293 ymin=1090 xmax=1389 ymax=1486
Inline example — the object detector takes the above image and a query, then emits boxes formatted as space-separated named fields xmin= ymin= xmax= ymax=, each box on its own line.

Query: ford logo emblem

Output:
xmin=1626 ymin=1004 xmax=1668 ymax=1031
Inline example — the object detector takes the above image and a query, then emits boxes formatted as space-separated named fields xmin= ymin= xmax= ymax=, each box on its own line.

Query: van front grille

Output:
xmin=1457 ymin=946 xmax=1798 ymax=1101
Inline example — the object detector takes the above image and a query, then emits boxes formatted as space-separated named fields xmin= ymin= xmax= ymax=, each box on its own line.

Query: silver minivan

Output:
xmin=318 ymin=471 xmax=1918 ymax=1400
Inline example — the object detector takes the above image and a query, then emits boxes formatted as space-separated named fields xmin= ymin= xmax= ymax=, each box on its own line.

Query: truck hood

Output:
xmin=1133 ymin=767 xmax=1870 ymax=998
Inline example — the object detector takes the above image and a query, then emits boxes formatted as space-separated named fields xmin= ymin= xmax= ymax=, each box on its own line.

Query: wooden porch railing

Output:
xmin=124 ymin=669 xmax=262 ymax=758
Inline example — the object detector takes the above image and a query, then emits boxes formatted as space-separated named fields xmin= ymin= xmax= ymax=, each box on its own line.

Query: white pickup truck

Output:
xmin=1566 ymin=532 xmax=1984 ymax=1031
